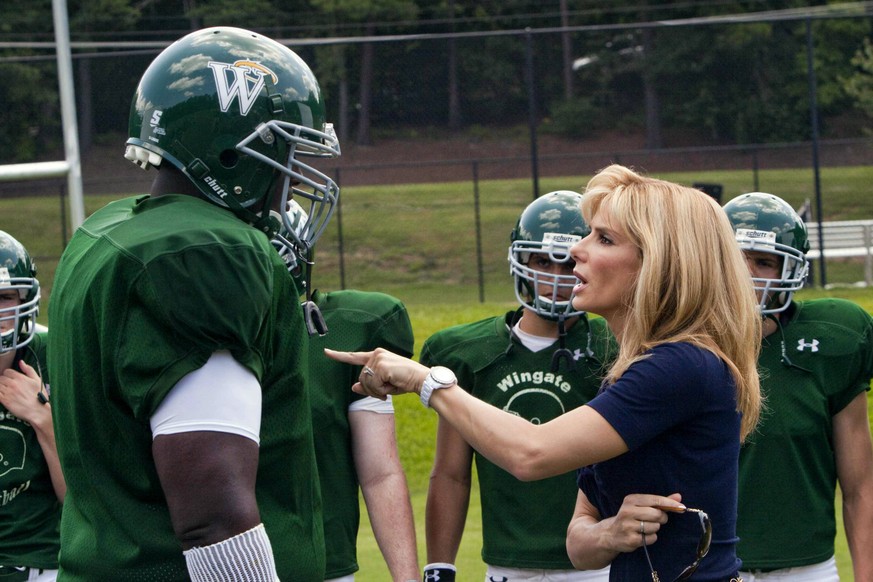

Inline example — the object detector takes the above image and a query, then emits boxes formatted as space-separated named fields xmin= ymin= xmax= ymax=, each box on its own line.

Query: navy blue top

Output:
xmin=577 ymin=342 xmax=742 ymax=581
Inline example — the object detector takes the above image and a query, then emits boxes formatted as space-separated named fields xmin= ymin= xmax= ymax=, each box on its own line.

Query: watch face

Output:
xmin=431 ymin=366 xmax=455 ymax=385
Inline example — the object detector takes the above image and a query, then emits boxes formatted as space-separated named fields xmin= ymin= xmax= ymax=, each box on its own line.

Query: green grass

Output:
xmin=2 ymin=166 xmax=871 ymax=580
xmin=8 ymin=165 xmax=873 ymax=321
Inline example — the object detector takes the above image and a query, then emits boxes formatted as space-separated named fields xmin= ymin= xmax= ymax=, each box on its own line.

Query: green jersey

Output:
xmin=0 ymin=332 xmax=61 ymax=569
xmin=420 ymin=310 xmax=614 ymax=569
xmin=307 ymin=290 xmax=414 ymax=579
xmin=737 ymin=298 xmax=873 ymax=570
xmin=48 ymin=195 xmax=323 ymax=581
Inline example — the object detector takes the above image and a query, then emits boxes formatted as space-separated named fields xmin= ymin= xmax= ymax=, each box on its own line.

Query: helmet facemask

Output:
xmin=272 ymin=199 xmax=328 ymax=337
xmin=735 ymin=230 xmax=809 ymax=314
xmin=0 ymin=269 xmax=40 ymax=353
xmin=239 ymin=120 xmax=340 ymax=252
xmin=508 ymin=190 xmax=589 ymax=321
xmin=509 ymin=238 xmax=584 ymax=321
xmin=272 ymin=199 xmax=312 ymax=291
xmin=724 ymin=192 xmax=811 ymax=316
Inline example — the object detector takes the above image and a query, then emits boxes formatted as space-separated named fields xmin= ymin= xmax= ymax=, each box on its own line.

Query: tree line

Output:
xmin=2 ymin=0 xmax=873 ymax=165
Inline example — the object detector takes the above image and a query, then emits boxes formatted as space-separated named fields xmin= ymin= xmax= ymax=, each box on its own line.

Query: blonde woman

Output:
xmin=327 ymin=164 xmax=760 ymax=582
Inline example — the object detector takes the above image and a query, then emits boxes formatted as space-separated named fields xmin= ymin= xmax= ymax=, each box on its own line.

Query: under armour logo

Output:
xmin=573 ymin=347 xmax=596 ymax=361
xmin=208 ymin=60 xmax=278 ymax=116
xmin=797 ymin=338 xmax=819 ymax=352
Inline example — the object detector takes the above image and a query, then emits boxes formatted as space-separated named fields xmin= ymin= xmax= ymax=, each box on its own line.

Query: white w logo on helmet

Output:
xmin=208 ymin=60 xmax=278 ymax=116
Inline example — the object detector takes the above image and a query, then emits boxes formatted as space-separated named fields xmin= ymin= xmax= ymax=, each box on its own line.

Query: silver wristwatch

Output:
xmin=420 ymin=366 xmax=456 ymax=408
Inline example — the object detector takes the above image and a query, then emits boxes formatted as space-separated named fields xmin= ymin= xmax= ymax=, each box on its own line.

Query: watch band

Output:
xmin=420 ymin=366 xmax=456 ymax=408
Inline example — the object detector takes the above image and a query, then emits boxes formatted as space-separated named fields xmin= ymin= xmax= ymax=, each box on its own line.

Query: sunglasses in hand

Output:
xmin=641 ymin=505 xmax=712 ymax=582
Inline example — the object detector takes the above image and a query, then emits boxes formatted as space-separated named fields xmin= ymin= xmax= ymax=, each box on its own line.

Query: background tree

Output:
xmin=310 ymin=0 xmax=418 ymax=145
xmin=68 ymin=0 xmax=140 ymax=151
xmin=1 ymin=0 xmax=871 ymax=164
xmin=842 ymin=37 xmax=873 ymax=132
xmin=0 ymin=0 xmax=61 ymax=163
xmin=187 ymin=0 xmax=283 ymax=28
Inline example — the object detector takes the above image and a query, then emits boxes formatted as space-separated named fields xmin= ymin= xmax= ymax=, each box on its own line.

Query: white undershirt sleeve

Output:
xmin=348 ymin=394 xmax=395 ymax=414
xmin=150 ymin=350 xmax=262 ymax=444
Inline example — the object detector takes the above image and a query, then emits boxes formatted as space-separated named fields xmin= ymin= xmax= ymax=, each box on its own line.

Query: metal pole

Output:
xmin=560 ymin=0 xmax=573 ymax=100
xmin=806 ymin=18 xmax=826 ymax=287
xmin=524 ymin=28 xmax=540 ymax=201
xmin=752 ymin=148 xmax=760 ymax=192
xmin=51 ymin=0 xmax=85 ymax=230
xmin=59 ymin=183 xmax=68 ymax=248
xmin=473 ymin=161 xmax=485 ymax=303
xmin=335 ymin=168 xmax=346 ymax=289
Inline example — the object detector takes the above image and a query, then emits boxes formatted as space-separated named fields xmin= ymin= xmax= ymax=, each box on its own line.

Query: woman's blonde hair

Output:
xmin=580 ymin=164 xmax=761 ymax=440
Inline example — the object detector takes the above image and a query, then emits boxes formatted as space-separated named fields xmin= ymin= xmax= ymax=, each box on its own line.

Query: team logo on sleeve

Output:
xmin=208 ymin=60 xmax=279 ymax=116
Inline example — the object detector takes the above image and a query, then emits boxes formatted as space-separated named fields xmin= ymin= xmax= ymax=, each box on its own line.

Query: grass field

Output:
xmin=6 ymin=164 xmax=873 ymax=316
xmin=1 ymin=166 xmax=871 ymax=580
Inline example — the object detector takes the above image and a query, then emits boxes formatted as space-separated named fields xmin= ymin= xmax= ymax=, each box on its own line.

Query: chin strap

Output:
xmin=550 ymin=314 xmax=576 ymax=372
xmin=252 ymin=211 xmax=281 ymax=238
xmin=298 ymin=247 xmax=328 ymax=337
xmin=302 ymin=299 xmax=328 ymax=336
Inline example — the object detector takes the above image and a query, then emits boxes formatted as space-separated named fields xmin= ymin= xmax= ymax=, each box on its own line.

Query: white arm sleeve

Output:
xmin=348 ymin=394 xmax=395 ymax=414
xmin=150 ymin=350 xmax=262 ymax=444
xmin=184 ymin=523 xmax=278 ymax=582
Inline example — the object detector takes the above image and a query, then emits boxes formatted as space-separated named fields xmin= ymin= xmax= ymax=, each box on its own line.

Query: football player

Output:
xmin=724 ymin=192 xmax=873 ymax=582
xmin=276 ymin=201 xmax=421 ymax=582
xmin=0 ymin=230 xmax=62 ymax=582
xmin=421 ymin=191 xmax=613 ymax=582
xmin=48 ymin=27 xmax=339 ymax=581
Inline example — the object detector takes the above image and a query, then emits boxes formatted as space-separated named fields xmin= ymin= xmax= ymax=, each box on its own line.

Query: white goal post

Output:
xmin=0 ymin=0 xmax=84 ymax=231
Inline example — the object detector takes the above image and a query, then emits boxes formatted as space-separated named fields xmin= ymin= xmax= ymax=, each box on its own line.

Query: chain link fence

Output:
xmin=3 ymin=7 xmax=873 ymax=305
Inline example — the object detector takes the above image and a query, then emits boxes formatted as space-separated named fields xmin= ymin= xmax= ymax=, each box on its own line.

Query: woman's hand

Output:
xmin=609 ymin=493 xmax=685 ymax=551
xmin=567 ymin=491 xmax=685 ymax=570
xmin=325 ymin=347 xmax=431 ymax=400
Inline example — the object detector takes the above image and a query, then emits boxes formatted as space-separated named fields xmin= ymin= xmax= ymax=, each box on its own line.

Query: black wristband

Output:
xmin=423 ymin=563 xmax=456 ymax=582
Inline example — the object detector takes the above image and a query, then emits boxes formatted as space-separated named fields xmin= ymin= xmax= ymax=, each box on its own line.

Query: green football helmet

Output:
xmin=125 ymin=26 xmax=341 ymax=254
xmin=509 ymin=191 xmax=590 ymax=320
xmin=0 ymin=231 xmax=40 ymax=353
xmin=723 ymin=192 xmax=810 ymax=314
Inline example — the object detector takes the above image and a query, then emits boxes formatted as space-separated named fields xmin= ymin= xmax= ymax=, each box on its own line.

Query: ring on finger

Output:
xmin=363 ymin=366 xmax=375 ymax=377
xmin=639 ymin=521 xmax=645 ymax=534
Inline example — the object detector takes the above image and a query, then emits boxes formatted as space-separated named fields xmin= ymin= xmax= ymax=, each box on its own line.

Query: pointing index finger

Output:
xmin=324 ymin=348 xmax=372 ymax=366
